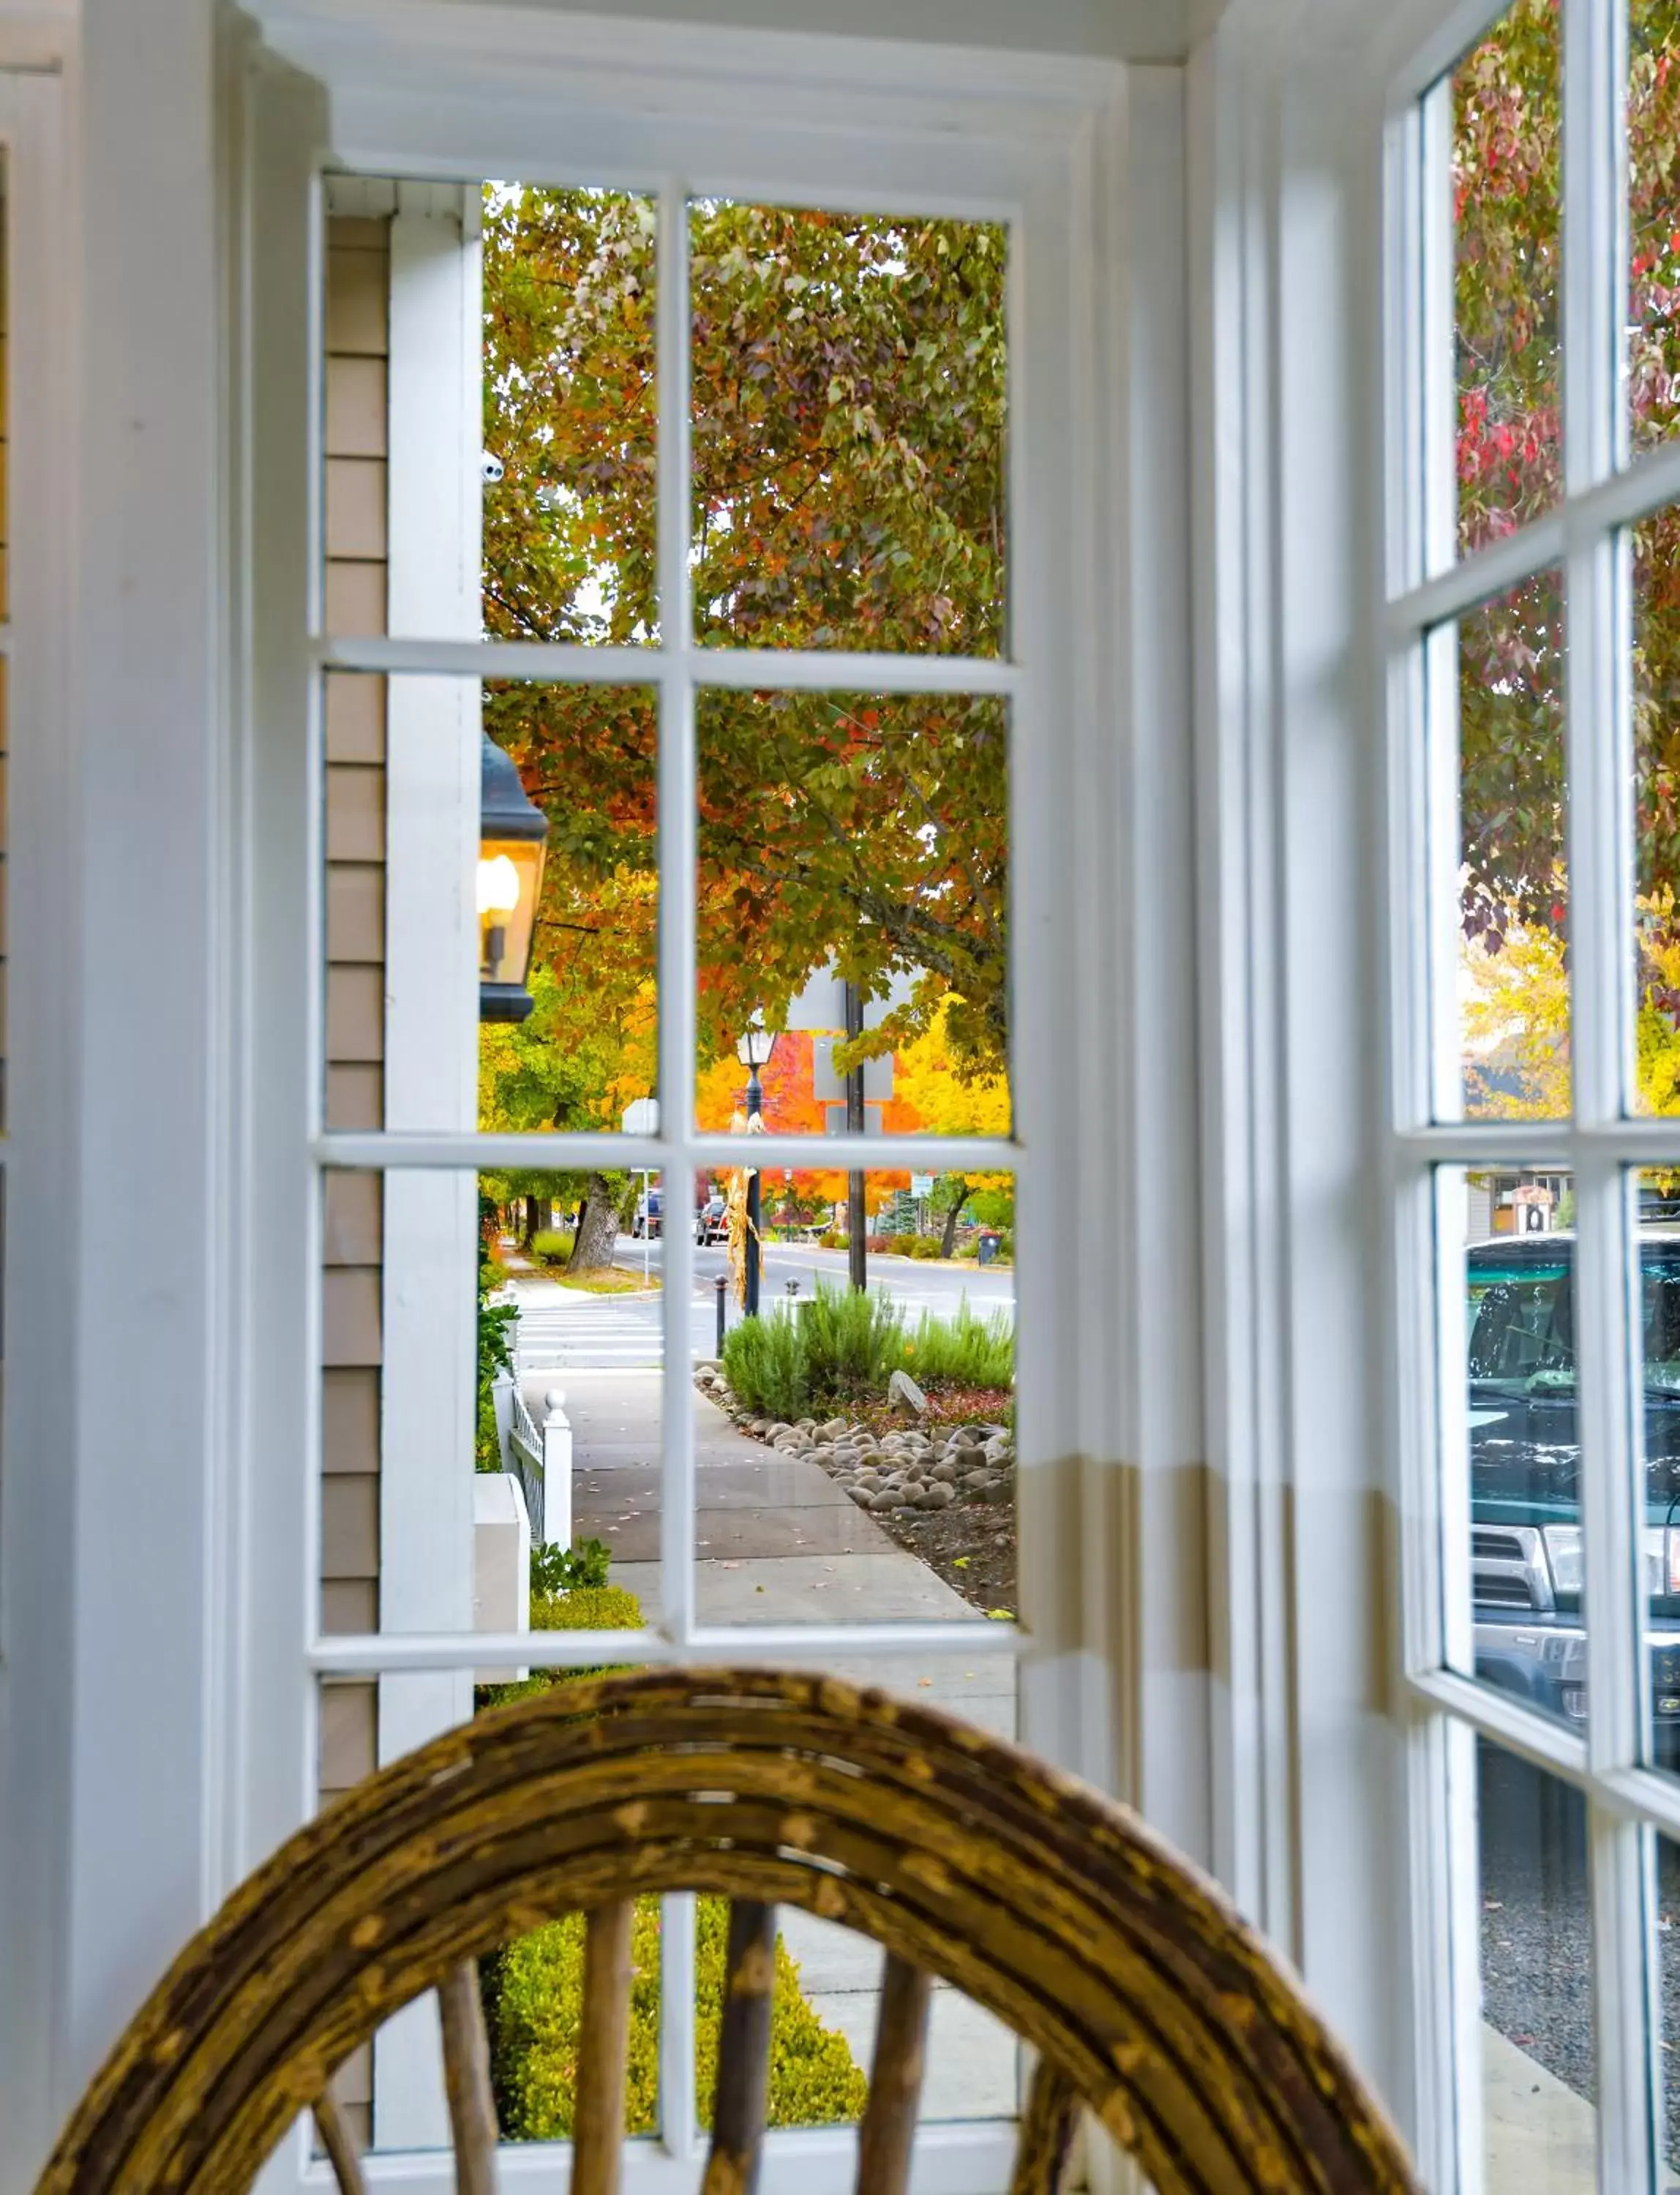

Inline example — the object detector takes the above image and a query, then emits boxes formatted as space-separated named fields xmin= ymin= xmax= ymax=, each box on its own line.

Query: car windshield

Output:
xmin=1467 ymin=1247 xmax=1680 ymax=1393
xmin=1468 ymin=1258 xmax=1573 ymax=1387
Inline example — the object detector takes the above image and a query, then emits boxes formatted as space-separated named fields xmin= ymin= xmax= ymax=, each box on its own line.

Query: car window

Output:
xmin=1468 ymin=1264 xmax=1573 ymax=1383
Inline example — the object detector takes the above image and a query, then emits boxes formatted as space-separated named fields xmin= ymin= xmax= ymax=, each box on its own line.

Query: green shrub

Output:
xmin=908 ymin=1236 xmax=942 ymax=1260
xmin=723 ymin=1286 xmax=1013 ymax=1412
xmin=476 ymin=1255 xmax=518 ymax=1473
xmin=529 ymin=1537 xmax=612 ymax=1595
xmin=530 ymin=1228 xmax=575 ymax=1268
xmin=476 ymin=1585 xmax=647 ymax=1711
xmin=531 ymin=1584 xmax=645 ymax=1635
xmin=491 ymin=1899 xmax=869 ymax=2140
xmin=799 ymin=1285 xmax=905 ymax=1405
xmin=479 ymin=1580 xmax=868 ymax=2140
xmin=903 ymin=1299 xmax=1013 ymax=1389
xmin=721 ymin=1310 xmax=811 ymax=1419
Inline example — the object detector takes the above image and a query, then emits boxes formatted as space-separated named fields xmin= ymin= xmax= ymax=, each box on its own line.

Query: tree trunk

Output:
xmin=940 ymin=1179 xmax=972 ymax=1259
xmin=570 ymin=1172 xmax=621 ymax=1273
xmin=522 ymin=1196 xmax=541 ymax=1250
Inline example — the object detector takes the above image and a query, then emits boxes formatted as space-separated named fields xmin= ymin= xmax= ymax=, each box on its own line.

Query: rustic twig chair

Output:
xmin=34 ymin=1668 xmax=1420 ymax=2195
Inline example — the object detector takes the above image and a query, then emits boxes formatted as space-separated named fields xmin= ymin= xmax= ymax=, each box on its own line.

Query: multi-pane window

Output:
xmin=304 ymin=171 xmax=1026 ymax=2177
xmin=1392 ymin=0 xmax=1680 ymax=2180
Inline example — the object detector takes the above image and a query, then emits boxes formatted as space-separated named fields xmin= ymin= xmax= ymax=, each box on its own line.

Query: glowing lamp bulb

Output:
xmin=477 ymin=853 xmax=520 ymax=916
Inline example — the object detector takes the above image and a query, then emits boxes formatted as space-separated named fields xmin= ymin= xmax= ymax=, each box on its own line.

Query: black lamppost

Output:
xmin=478 ymin=732 xmax=550 ymax=1024
xmin=737 ymin=1015 xmax=778 ymax=1316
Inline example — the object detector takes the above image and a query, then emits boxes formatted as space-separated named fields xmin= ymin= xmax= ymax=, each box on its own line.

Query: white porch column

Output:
xmin=374 ymin=179 xmax=483 ymax=2151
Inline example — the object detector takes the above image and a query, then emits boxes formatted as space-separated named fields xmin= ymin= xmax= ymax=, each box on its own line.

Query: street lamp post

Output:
xmin=737 ymin=1016 xmax=778 ymax=1317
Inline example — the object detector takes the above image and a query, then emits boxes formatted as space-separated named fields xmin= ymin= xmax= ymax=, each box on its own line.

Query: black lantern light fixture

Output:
xmin=735 ymin=1013 xmax=779 ymax=1316
xmin=479 ymin=732 xmax=549 ymax=1024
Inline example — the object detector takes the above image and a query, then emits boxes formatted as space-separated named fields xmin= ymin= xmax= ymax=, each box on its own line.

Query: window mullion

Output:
xmin=1418 ymin=80 xmax=1456 ymax=582
xmin=1589 ymin=1804 xmax=1660 ymax=2190
xmin=1563 ymin=0 xmax=1619 ymax=500
xmin=653 ymin=173 xmax=700 ymax=2175
xmin=1560 ymin=0 xmax=1654 ymax=2165
xmin=655 ymin=176 xmax=697 ymax=1643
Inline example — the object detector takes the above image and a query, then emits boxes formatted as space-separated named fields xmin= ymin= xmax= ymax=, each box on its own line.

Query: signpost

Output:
xmin=620 ymin=1097 xmax=659 ymax=1283
xmin=786 ymin=961 xmax=920 ymax=1294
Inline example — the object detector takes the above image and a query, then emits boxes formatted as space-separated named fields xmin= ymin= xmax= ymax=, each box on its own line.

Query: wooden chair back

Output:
xmin=34 ymin=1668 xmax=1421 ymax=2195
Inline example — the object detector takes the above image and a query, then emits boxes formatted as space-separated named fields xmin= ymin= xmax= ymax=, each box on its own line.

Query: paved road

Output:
xmin=509 ymin=1233 xmax=1013 ymax=1375
xmin=633 ymin=1234 xmax=1016 ymax=1321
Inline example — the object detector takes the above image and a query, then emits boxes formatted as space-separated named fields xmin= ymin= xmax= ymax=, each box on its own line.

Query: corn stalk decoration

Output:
xmin=724 ymin=1107 xmax=767 ymax=1309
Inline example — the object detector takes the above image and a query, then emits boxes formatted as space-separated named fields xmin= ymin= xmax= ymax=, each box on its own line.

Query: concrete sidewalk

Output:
xmin=525 ymin=1363 xmax=1018 ymax=2120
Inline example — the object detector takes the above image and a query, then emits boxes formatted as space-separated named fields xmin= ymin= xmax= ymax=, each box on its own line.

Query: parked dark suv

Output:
xmin=1469 ymin=1231 xmax=1680 ymax=1752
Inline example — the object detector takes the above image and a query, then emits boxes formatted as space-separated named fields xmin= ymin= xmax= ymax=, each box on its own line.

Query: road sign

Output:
xmin=620 ymin=1097 xmax=660 ymax=1136
xmin=911 ymin=1173 xmax=936 ymax=1197
xmin=811 ymin=1037 xmax=893 ymax=1103
xmin=824 ymin=1102 xmax=883 ymax=1135
xmin=786 ymin=959 xmax=920 ymax=1033
xmin=784 ymin=964 xmax=846 ymax=1032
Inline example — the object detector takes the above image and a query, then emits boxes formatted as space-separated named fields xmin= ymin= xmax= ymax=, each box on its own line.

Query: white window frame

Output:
xmin=230 ymin=12 xmax=1207 ymax=2194
xmin=1381 ymin=0 xmax=1680 ymax=2184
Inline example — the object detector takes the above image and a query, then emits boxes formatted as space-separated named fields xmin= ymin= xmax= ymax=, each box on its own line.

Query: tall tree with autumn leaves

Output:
xmin=477 ymin=190 xmax=1012 ymax=1250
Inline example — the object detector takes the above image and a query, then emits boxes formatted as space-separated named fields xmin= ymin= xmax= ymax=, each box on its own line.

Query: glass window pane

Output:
xmin=485 ymin=187 xmax=657 ymax=645
xmin=681 ymin=1168 xmax=1016 ymax=1646
xmin=320 ymin=672 xmax=657 ymax=1136
xmin=1450 ymin=0 xmax=1562 ymax=557
xmin=1442 ymin=573 xmax=1569 ymax=1119
xmin=319 ymin=1168 xmax=665 ymax=1640
xmin=1631 ymin=509 xmax=1680 ymax=1114
xmin=690 ymin=204 xmax=1006 ymax=655
xmin=694 ymin=689 xmax=1009 ymax=1136
xmin=1441 ymin=1166 xmax=1586 ymax=1728
xmin=1655 ymin=1833 xmax=1680 ymax=2167
xmin=322 ymin=177 xmax=656 ymax=644
xmin=702 ymin=1907 xmax=1017 ymax=2134
xmin=1630 ymin=1 xmax=1680 ymax=455
xmin=1628 ymin=1172 xmax=1680 ymax=1780
xmin=1477 ymin=1744 xmax=1597 ymax=2190
xmin=314 ymin=1670 xmax=660 ymax=2155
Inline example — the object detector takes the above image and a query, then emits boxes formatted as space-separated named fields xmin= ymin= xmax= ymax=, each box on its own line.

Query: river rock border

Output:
xmin=694 ymin=1363 xmax=1015 ymax=1511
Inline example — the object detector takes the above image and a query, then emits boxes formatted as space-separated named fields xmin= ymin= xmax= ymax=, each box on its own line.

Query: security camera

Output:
xmin=481 ymin=452 xmax=505 ymax=485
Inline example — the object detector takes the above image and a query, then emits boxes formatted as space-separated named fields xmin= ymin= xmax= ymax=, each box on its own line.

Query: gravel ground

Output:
xmin=1477 ymin=1744 xmax=1680 ymax=2168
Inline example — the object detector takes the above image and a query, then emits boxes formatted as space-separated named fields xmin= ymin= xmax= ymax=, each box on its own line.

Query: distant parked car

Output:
xmin=696 ymin=1193 xmax=727 ymax=1245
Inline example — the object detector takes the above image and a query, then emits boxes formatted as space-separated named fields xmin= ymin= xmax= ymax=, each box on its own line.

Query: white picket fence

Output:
xmin=503 ymin=1376 xmax=573 ymax=1551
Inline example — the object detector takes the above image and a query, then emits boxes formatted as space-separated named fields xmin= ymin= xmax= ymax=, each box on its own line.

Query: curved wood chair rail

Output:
xmin=34 ymin=1668 xmax=1421 ymax=2195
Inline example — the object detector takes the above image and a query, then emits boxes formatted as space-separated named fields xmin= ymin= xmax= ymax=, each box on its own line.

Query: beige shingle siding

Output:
xmin=319 ymin=217 xmax=390 ymax=1860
